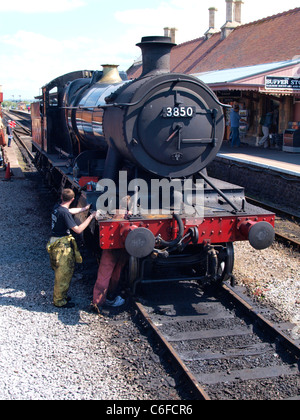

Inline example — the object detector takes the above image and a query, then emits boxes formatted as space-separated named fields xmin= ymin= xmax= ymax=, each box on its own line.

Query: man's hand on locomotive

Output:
xmin=95 ymin=195 xmax=133 ymax=221
xmin=69 ymin=204 xmax=92 ymax=215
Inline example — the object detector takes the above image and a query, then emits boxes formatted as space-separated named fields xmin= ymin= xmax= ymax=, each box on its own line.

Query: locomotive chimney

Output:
xmin=137 ymin=36 xmax=176 ymax=77
xmin=98 ymin=64 xmax=122 ymax=84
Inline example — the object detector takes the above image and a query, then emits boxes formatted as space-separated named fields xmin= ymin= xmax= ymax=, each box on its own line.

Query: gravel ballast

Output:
xmin=234 ymin=242 xmax=300 ymax=339
xmin=0 ymin=174 xmax=181 ymax=400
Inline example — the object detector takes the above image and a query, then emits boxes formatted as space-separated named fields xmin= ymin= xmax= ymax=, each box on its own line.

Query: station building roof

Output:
xmin=127 ymin=7 xmax=300 ymax=80
xmin=192 ymin=58 xmax=300 ymax=96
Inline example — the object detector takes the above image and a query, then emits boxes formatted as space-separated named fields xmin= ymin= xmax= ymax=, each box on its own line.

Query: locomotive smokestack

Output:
xmin=137 ymin=36 xmax=176 ymax=77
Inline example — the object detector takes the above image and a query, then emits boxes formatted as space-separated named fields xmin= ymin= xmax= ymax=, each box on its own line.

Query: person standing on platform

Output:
xmin=258 ymin=111 xmax=273 ymax=148
xmin=230 ymin=104 xmax=242 ymax=148
xmin=6 ymin=122 xmax=13 ymax=147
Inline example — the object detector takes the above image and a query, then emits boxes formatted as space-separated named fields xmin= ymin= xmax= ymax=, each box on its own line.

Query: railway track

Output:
xmin=12 ymin=127 xmax=35 ymax=167
xmin=134 ymin=280 xmax=300 ymax=400
xmin=2 ymin=109 xmax=35 ymax=168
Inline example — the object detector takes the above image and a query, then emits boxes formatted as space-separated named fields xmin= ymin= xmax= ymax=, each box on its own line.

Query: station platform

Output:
xmin=208 ymin=141 xmax=300 ymax=216
xmin=0 ymin=140 xmax=25 ymax=180
xmin=218 ymin=142 xmax=300 ymax=178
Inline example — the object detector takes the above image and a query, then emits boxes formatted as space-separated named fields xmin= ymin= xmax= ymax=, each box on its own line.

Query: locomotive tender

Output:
xmin=31 ymin=36 xmax=275 ymax=290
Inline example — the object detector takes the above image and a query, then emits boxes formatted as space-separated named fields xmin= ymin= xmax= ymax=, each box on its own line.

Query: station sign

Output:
xmin=265 ymin=76 xmax=300 ymax=90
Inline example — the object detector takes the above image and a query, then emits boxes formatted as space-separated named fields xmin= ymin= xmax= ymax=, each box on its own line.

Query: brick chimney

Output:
xmin=204 ymin=7 xmax=219 ymax=39
xmin=164 ymin=27 xmax=177 ymax=44
xmin=164 ymin=27 xmax=170 ymax=38
xmin=234 ymin=0 xmax=243 ymax=24
xmin=226 ymin=0 xmax=234 ymax=22
xmin=209 ymin=7 xmax=218 ymax=28
xmin=170 ymin=28 xmax=177 ymax=44
xmin=221 ymin=0 xmax=241 ymax=40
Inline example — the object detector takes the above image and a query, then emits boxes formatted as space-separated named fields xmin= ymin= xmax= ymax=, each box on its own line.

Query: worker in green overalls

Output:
xmin=47 ymin=188 xmax=96 ymax=308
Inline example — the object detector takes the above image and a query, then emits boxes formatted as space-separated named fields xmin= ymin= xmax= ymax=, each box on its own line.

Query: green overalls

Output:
xmin=46 ymin=235 xmax=82 ymax=307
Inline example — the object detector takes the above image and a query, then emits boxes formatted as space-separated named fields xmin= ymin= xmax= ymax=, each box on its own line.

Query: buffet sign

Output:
xmin=265 ymin=76 xmax=300 ymax=90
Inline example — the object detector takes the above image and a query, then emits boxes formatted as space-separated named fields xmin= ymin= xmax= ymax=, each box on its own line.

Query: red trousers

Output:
xmin=92 ymin=249 xmax=127 ymax=306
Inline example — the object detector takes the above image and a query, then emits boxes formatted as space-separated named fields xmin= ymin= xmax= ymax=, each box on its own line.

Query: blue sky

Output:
xmin=0 ymin=0 xmax=299 ymax=100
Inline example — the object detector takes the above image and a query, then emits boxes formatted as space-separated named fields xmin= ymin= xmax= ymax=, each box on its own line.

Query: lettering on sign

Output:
xmin=265 ymin=76 xmax=300 ymax=90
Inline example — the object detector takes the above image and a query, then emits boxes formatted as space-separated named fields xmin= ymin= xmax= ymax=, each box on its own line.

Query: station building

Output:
xmin=127 ymin=2 xmax=300 ymax=147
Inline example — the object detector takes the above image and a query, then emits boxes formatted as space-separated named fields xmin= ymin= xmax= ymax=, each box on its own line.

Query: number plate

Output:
xmin=162 ymin=106 xmax=196 ymax=118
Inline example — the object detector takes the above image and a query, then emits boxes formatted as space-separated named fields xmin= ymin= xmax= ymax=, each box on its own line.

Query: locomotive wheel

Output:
xmin=217 ymin=242 xmax=234 ymax=284
xmin=128 ymin=256 xmax=140 ymax=294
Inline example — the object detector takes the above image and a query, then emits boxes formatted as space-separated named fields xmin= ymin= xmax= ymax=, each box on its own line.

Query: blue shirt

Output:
xmin=51 ymin=204 xmax=76 ymax=237
xmin=230 ymin=109 xmax=240 ymax=128
xmin=264 ymin=112 xmax=273 ymax=128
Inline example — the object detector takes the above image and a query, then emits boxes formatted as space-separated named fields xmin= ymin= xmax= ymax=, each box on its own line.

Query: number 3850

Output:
xmin=163 ymin=106 xmax=195 ymax=118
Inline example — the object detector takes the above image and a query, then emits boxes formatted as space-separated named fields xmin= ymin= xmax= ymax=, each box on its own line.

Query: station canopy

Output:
xmin=193 ymin=58 xmax=300 ymax=96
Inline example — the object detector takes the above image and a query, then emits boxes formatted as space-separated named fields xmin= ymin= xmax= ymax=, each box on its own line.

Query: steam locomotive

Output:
xmin=31 ymin=36 xmax=275 ymax=291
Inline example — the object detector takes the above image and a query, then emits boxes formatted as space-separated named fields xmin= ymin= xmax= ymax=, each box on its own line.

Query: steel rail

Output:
xmin=221 ymin=283 xmax=300 ymax=358
xmin=134 ymin=300 xmax=211 ymax=400
xmin=133 ymin=281 xmax=300 ymax=400
xmin=246 ymin=196 xmax=300 ymax=223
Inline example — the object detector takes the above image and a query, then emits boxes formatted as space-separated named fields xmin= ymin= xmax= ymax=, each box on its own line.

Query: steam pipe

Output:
xmin=156 ymin=213 xmax=184 ymax=248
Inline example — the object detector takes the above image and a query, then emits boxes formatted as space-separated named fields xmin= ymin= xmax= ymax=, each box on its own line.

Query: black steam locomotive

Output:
xmin=31 ymin=36 xmax=275 ymax=291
